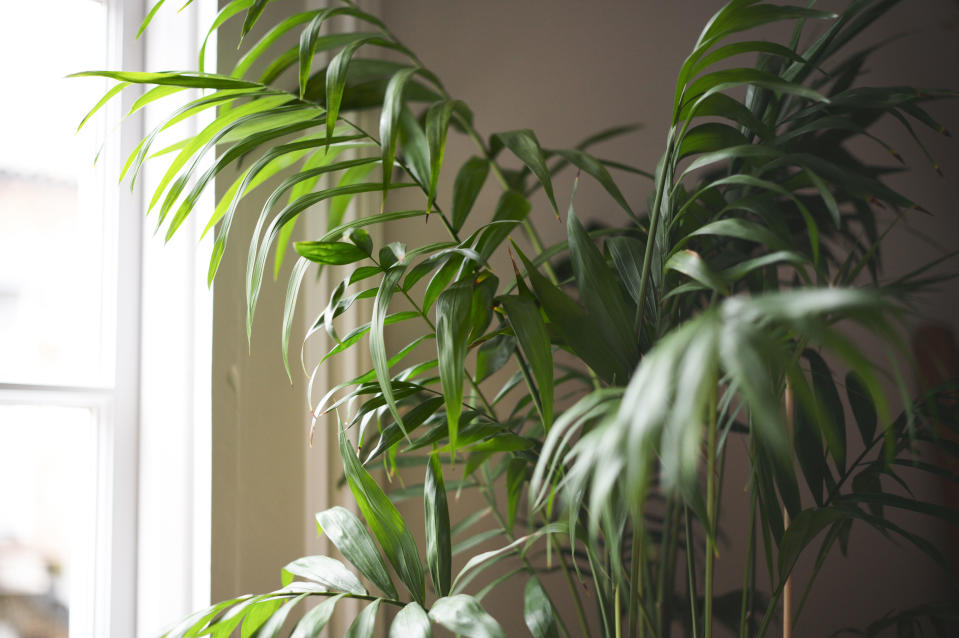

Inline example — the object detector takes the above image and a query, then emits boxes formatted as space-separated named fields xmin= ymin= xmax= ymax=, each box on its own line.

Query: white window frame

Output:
xmin=0 ymin=1 xmax=214 ymax=636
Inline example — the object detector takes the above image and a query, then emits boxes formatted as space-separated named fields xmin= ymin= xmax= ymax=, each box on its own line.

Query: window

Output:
xmin=0 ymin=2 xmax=212 ymax=636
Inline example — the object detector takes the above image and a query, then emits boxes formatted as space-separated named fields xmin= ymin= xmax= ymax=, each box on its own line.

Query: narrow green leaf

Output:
xmin=325 ymin=36 xmax=378 ymax=139
xmin=295 ymin=241 xmax=368 ymax=265
xmin=666 ymin=249 xmax=730 ymax=295
xmin=803 ymin=349 xmax=846 ymax=472
xmin=524 ymin=577 xmax=559 ymax=638
xmin=69 ymin=70 xmax=261 ymax=90
xmin=492 ymin=129 xmax=558 ymax=216
xmin=506 ymin=458 xmax=526 ymax=533
xmin=846 ymin=371 xmax=877 ymax=446
xmin=425 ymin=452 xmax=452 ymax=596
xmin=371 ymin=265 xmax=409 ymax=435
xmin=567 ymin=207 xmax=638 ymax=369
xmin=390 ymin=602 xmax=432 ymax=638
xmin=475 ymin=190 xmax=531 ymax=261
xmin=281 ymin=555 xmax=366 ymax=595
xmin=452 ymin=157 xmax=490 ymax=232
xmin=475 ymin=334 xmax=515 ymax=383
xmin=256 ymin=594 xmax=308 ymax=638
xmin=290 ymin=594 xmax=344 ymax=638
xmin=500 ymin=295 xmax=554 ymax=429
xmin=426 ymin=100 xmax=461 ymax=213
xmin=777 ymin=508 xmax=843 ymax=582
xmin=428 ymin=595 xmax=506 ymax=638
xmin=344 ymin=599 xmax=381 ymax=638
xmin=436 ymin=282 xmax=473 ymax=452
xmin=555 ymin=149 xmax=633 ymax=218
xmin=240 ymin=599 xmax=282 ymax=638
xmin=316 ymin=506 xmax=397 ymax=599
xmin=397 ymin=106 xmax=432 ymax=186
xmin=77 ymin=82 xmax=129 ymax=132
xmin=339 ymin=430 xmax=426 ymax=604
xmin=241 ymin=0 xmax=270 ymax=37
xmin=380 ymin=67 xmax=421 ymax=204
xmin=606 ymin=236 xmax=645 ymax=304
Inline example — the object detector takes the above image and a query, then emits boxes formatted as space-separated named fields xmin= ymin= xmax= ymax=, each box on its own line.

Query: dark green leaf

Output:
xmin=371 ymin=266 xmax=408 ymax=434
xmin=380 ymin=67 xmax=421 ymax=202
xmin=452 ymin=157 xmax=490 ymax=232
xmin=554 ymin=149 xmax=633 ymax=218
xmin=426 ymin=100 xmax=463 ymax=212
xmin=425 ymin=452 xmax=452 ymax=596
xmin=567 ymin=208 xmax=638 ymax=370
xmin=846 ymin=371 xmax=877 ymax=446
xmin=436 ymin=282 xmax=473 ymax=452
xmin=491 ymin=129 xmax=558 ymax=216
xmin=500 ymin=295 xmax=554 ymax=429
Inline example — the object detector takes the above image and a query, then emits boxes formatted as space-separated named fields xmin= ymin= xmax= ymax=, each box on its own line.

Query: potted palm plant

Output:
xmin=77 ymin=0 xmax=959 ymax=635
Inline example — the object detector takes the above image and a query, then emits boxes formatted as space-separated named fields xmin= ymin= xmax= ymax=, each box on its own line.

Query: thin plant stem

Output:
xmin=627 ymin=523 xmax=643 ymax=638
xmin=478 ymin=466 xmax=575 ymax=638
xmin=556 ymin=538 xmax=594 ymax=638
xmin=782 ymin=382 xmax=795 ymax=638
xmin=738 ymin=486 xmax=757 ymax=638
xmin=684 ymin=507 xmax=699 ymax=638
xmin=614 ymin=584 xmax=622 ymax=638
xmin=704 ymin=383 xmax=718 ymax=638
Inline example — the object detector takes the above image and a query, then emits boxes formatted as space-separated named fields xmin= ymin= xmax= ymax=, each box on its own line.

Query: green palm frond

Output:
xmin=81 ymin=0 xmax=959 ymax=636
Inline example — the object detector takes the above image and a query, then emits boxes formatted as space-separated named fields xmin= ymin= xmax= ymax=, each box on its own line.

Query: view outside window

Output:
xmin=0 ymin=2 xmax=110 ymax=637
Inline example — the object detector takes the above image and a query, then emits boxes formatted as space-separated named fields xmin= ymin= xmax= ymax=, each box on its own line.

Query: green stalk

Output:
xmin=684 ymin=507 xmax=699 ymax=638
xmin=627 ymin=523 xmax=643 ymax=637
xmin=738 ymin=488 xmax=757 ymax=638
xmin=556 ymin=538 xmax=594 ymax=638
xmin=614 ymin=585 xmax=623 ymax=638
xmin=477 ymin=468 xmax=575 ymax=638
xmin=704 ymin=384 xmax=718 ymax=638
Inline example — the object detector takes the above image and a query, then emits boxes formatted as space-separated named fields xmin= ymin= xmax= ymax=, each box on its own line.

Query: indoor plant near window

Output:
xmin=78 ymin=0 xmax=959 ymax=635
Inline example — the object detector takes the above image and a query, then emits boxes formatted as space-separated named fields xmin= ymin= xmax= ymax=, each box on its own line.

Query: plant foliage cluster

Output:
xmin=78 ymin=0 xmax=959 ymax=636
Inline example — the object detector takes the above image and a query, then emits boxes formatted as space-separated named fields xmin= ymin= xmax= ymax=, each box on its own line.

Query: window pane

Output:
xmin=0 ymin=0 xmax=110 ymax=386
xmin=0 ymin=405 xmax=98 ymax=638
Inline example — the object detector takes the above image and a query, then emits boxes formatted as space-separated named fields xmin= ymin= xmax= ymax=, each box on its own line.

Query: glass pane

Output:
xmin=0 ymin=0 xmax=110 ymax=386
xmin=0 ymin=405 xmax=98 ymax=638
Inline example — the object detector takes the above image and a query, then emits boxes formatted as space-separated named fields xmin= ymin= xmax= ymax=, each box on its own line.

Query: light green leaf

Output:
xmin=380 ymin=67 xmax=421 ymax=204
xmin=315 ymin=506 xmax=397 ymax=599
xmin=339 ymin=430 xmax=426 ymax=604
xmin=255 ymin=594 xmax=308 ymax=638
xmin=344 ymin=599 xmax=381 ymax=638
xmin=281 ymin=555 xmax=366 ymax=596
xmin=524 ymin=577 xmax=559 ymax=638
xmin=290 ymin=594 xmax=344 ymax=638
xmin=390 ymin=602 xmax=432 ymax=638
xmin=295 ymin=241 xmax=369 ymax=265
xmin=428 ymin=595 xmax=506 ymax=638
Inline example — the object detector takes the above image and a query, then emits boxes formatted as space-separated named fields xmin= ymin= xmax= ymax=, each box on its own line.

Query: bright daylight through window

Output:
xmin=0 ymin=1 xmax=135 ymax=637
